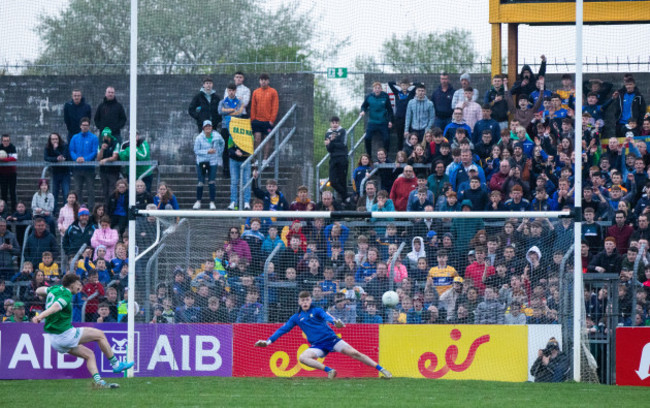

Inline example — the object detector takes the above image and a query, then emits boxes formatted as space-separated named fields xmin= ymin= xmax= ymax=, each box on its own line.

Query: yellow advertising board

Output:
xmin=379 ymin=325 xmax=527 ymax=381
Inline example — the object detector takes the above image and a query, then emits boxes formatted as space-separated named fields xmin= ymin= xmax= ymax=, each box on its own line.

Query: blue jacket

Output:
xmin=69 ymin=131 xmax=98 ymax=163
xmin=405 ymin=98 xmax=435 ymax=131
xmin=217 ymin=96 xmax=243 ymax=128
xmin=472 ymin=119 xmax=501 ymax=145
xmin=431 ymin=85 xmax=455 ymax=119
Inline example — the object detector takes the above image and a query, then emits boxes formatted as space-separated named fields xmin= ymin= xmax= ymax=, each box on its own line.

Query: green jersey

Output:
xmin=44 ymin=286 xmax=74 ymax=334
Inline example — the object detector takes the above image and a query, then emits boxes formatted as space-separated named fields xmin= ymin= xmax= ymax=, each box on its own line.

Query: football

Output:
xmin=382 ymin=290 xmax=399 ymax=307
xmin=0 ymin=150 xmax=7 ymax=159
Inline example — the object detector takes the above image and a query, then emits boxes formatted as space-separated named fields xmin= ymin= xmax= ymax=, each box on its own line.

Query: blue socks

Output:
xmin=375 ymin=365 xmax=384 ymax=371
xmin=324 ymin=367 xmax=333 ymax=373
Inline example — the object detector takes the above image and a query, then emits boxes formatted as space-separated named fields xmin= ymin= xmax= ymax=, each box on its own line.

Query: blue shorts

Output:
xmin=308 ymin=337 xmax=348 ymax=358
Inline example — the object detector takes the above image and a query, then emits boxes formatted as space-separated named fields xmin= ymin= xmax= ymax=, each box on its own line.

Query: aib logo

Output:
xmin=268 ymin=332 xmax=339 ymax=377
xmin=101 ymin=331 xmax=139 ymax=373
xmin=418 ymin=328 xmax=490 ymax=379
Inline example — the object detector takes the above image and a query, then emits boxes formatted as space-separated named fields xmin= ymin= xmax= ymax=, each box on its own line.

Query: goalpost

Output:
xmin=129 ymin=208 xmax=595 ymax=381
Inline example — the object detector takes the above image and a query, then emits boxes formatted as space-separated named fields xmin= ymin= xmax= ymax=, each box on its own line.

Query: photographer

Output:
xmin=530 ymin=337 xmax=570 ymax=382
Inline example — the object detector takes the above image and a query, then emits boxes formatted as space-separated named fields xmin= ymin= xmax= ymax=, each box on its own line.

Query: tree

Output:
xmin=379 ymin=29 xmax=480 ymax=74
xmin=28 ymin=0 xmax=318 ymax=75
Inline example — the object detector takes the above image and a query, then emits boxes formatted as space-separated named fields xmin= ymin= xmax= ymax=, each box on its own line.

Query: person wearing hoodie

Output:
xmin=63 ymin=89 xmax=92 ymax=142
xmin=360 ymin=82 xmax=394 ymax=156
xmin=506 ymin=80 xmax=544 ymax=129
xmin=406 ymin=236 xmax=426 ymax=271
xmin=188 ymin=77 xmax=221 ymax=132
xmin=388 ymin=78 xmax=417 ymax=151
xmin=404 ymin=84 xmax=435 ymax=142
xmin=97 ymin=127 xmax=121 ymax=205
xmin=443 ymin=108 xmax=472 ymax=141
xmin=94 ymin=86 xmax=127 ymax=144
xmin=510 ymin=55 xmax=546 ymax=98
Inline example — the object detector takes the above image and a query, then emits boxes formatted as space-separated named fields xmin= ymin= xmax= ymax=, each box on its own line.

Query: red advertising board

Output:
xmin=233 ymin=324 xmax=379 ymax=378
xmin=616 ymin=327 xmax=650 ymax=386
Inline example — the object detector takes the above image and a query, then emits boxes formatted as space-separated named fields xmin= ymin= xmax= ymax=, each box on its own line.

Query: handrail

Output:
xmin=18 ymin=224 xmax=33 ymax=275
xmin=239 ymin=104 xmax=297 ymax=209
xmin=559 ymin=243 xmax=574 ymax=350
xmin=81 ymin=291 xmax=99 ymax=322
xmin=69 ymin=243 xmax=88 ymax=274
xmin=262 ymin=243 xmax=284 ymax=323
xmin=315 ymin=115 xmax=364 ymax=195
xmin=144 ymin=243 xmax=167 ymax=323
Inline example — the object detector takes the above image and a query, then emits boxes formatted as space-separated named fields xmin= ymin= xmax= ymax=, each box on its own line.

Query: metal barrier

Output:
xmin=239 ymin=104 xmax=298 ymax=209
xmin=315 ymin=115 xmax=364 ymax=195
xmin=80 ymin=291 xmax=99 ymax=323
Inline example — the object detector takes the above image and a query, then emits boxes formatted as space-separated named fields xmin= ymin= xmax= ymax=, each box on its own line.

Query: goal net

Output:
xmin=126 ymin=209 xmax=596 ymax=382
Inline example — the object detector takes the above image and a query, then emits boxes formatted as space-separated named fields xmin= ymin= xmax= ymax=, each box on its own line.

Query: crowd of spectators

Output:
xmin=2 ymin=67 xmax=650 ymax=332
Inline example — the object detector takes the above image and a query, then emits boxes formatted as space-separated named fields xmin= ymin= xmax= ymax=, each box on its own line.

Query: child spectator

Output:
xmin=475 ymin=286 xmax=505 ymax=324
xmin=95 ymin=258 xmax=111 ymax=285
xmin=39 ymin=251 xmax=60 ymax=283
xmin=289 ymin=185 xmax=314 ymax=211
xmin=328 ymin=292 xmax=357 ymax=324
xmin=154 ymin=182 xmax=179 ymax=210
xmin=361 ymin=299 xmax=383 ymax=323
xmin=96 ymin=302 xmax=117 ymax=323
xmin=251 ymin=171 xmax=289 ymax=211
xmin=236 ymin=289 xmax=263 ymax=323
xmin=175 ymin=292 xmax=201 ymax=323
xmin=352 ymin=154 xmax=373 ymax=195
xmin=91 ymin=216 xmax=119 ymax=260
xmin=57 ymin=192 xmax=79 ymax=235
xmin=32 ymin=179 xmax=56 ymax=233
xmin=82 ymin=270 xmax=105 ymax=322
xmin=325 ymin=116 xmax=349 ymax=201
xmin=134 ymin=180 xmax=154 ymax=209
xmin=107 ymin=179 xmax=129 ymax=235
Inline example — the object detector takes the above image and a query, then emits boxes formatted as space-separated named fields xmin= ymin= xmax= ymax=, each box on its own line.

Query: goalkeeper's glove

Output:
xmin=334 ymin=319 xmax=345 ymax=328
xmin=255 ymin=340 xmax=271 ymax=347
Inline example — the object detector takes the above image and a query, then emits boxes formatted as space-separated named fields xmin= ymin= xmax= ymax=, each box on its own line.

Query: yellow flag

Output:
xmin=229 ymin=118 xmax=254 ymax=155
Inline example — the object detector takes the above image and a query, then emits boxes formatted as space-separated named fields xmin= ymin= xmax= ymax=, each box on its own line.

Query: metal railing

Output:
xmin=239 ymin=104 xmax=298 ymax=209
xmin=81 ymin=291 xmax=99 ymax=322
xmin=315 ymin=115 xmax=365 ymax=195
xmin=262 ymin=243 xmax=285 ymax=323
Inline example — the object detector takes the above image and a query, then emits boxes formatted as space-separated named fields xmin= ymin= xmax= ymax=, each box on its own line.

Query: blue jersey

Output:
xmin=268 ymin=307 xmax=338 ymax=346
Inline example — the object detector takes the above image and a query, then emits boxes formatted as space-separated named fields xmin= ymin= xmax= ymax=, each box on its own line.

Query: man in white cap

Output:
xmin=451 ymin=73 xmax=479 ymax=108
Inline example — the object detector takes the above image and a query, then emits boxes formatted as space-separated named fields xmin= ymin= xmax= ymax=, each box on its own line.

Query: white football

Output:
xmin=382 ymin=290 xmax=399 ymax=307
xmin=0 ymin=150 xmax=7 ymax=159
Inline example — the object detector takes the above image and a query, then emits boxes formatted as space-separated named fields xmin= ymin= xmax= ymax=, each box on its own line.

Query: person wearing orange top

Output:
xmin=250 ymin=73 xmax=279 ymax=162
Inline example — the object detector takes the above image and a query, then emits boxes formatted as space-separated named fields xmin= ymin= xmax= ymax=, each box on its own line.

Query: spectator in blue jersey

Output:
xmin=443 ymin=108 xmax=472 ymax=141
xmin=175 ymin=292 xmax=201 ymax=323
xmin=360 ymin=82 xmax=393 ymax=156
xmin=404 ymin=83 xmax=435 ymax=143
xmin=388 ymin=78 xmax=416 ymax=151
xmin=69 ymin=117 xmax=98 ymax=209
xmin=472 ymin=104 xmax=501 ymax=145
xmin=450 ymin=150 xmax=485 ymax=192
xmin=431 ymin=73 xmax=455 ymax=130
xmin=153 ymin=182 xmax=179 ymax=210
xmin=612 ymin=77 xmax=647 ymax=138
xmin=503 ymin=185 xmax=530 ymax=211
xmin=63 ymin=89 xmax=92 ymax=142
xmin=236 ymin=289 xmax=263 ymax=323
xmin=251 ymin=170 xmax=289 ymax=212
xmin=218 ymin=82 xmax=244 ymax=178
xmin=529 ymin=77 xmax=552 ymax=111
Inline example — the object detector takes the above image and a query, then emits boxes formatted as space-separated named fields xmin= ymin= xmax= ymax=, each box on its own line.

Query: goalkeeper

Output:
xmin=255 ymin=291 xmax=391 ymax=379
xmin=31 ymin=273 xmax=134 ymax=389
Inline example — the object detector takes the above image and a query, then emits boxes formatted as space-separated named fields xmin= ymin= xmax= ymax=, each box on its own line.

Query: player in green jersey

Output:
xmin=32 ymin=273 xmax=134 ymax=389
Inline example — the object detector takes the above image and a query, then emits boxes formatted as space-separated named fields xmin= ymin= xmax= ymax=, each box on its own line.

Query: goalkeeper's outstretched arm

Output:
xmin=255 ymin=315 xmax=298 ymax=347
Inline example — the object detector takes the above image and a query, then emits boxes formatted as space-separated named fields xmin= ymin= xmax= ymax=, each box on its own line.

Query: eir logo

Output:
xmin=100 ymin=331 xmax=140 ymax=373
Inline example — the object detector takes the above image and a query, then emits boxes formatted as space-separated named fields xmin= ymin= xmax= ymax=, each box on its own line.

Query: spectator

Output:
xmin=388 ymin=78 xmax=417 ymax=151
xmin=69 ymin=117 xmax=98 ymax=209
xmin=289 ymin=186 xmax=314 ymax=212
xmin=439 ymin=276 xmax=464 ymax=321
xmin=406 ymin=294 xmax=428 ymax=324
xmin=134 ymin=180 xmax=153 ymax=210
xmin=95 ymin=86 xmax=127 ymax=144
xmin=352 ymin=154 xmax=373 ymax=195
xmin=6 ymin=301 xmax=28 ymax=322
xmin=117 ymin=132 xmax=153 ymax=192
xmin=612 ymin=77 xmax=646 ymax=138
xmin=202 ymin=296 xmax=226 ymax=323
xmin=97 ymin=127 xmax=121 ymax=204
xmin=465 ymin=246 xmax=495 ymax=295
xmin=473 ymin=104 xmax=501 ymax=144
xmin=608 ymin=210 xmax=634 ymax=254
xmin=251 ymin=171 xmax=288 ymax=212
xmin=153 ymin=182 xmax=179 ymax=210
xmin=456 ymin=87 xmax=482 ymax=131
xmin=427 ymin=250 xmax=459 ymax=296
xmin=236 ymin=289 xmax=263 ymax=323
xmin=175 ymin=292 xmax=201 ymax=323
xmin=39 ymin=250 xmax=60 ymax=284
xmin=250 ymin=73 xmax=279 ymax=162
xmin=91 ymin=216 xmax=119 ymax=260
xmin=587 ymin=237 xmax=622 ymax=274
xmin=57 ymin=192 xmax=79 ymax=236
xmin=390 ymin=165 xmax=418 ymax=211
xmin=107 ymin=179 xmax=129 ymax=235
xmin=225 ymin=227 xmax=252 ymax=264
xmin=431 ymin=72 xmax=455 ymax=130
xmin=91 ymin=204 xmax=106 ymax=228
xmin=506 ymin=80 xmax=544 ymax=129
xmin=44 ymin=132 xmax=72 ymax=212
xmin=0 ymin=217 xmax=20 ymax=279
xmin=510 ymin=56 xmax=546 ymax=98
xmin=530 ymin=337 xmax=569 ymax=382
xmin=192 ymin=120 xmax=225 ymax=210
xmin=328 ymin=292 xmax=356 ymax=324
xmin=0 ymin=199 xmax=7 ymax=219
xmin=315 ymin=190 xmax=343 ymax=212
xmin=0 ymin=134 xmax=18 ymax=212
xmin=484 ymin=74 xmax=509 ymax=129
xmin=189 ymin=76 xmax=220 ymax=133
xmin=23 ymin=216 xmax=58 ymax=267
xmin=443 ymin=108 xmax=472 ymax=141
xmin=325 ymin=116 xmax=349 ymax=201
xmin=474 ymin=286 xmax=505 ymax=324
xmin=82 ymin=270 xmax=105 ymax=322
xmin=451 ymin=73 xmax=479 ymax=108
xmin=360 ymin=81 xmax=393 ymax=156
xmin=63 ymin=89 xmax=92 ymax=142
xmin=405 ymin=83 xmax=435 ymax=142
xmin=218 ymin=82 xmax=245 ymax=178
xmin=505 ymin=301 xmax=527 ymax=325
xmin=31 ymin=178 xmax=56 ymax=233
xmin=6 ymin=201 xmax=31 ymax=246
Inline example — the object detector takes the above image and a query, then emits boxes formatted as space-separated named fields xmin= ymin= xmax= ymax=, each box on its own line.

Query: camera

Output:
xmin=542 ymin=348 xmax=552 ymax=357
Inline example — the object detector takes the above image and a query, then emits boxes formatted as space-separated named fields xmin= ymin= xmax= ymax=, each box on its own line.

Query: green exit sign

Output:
xmin=327 ymin=68 xmax=347 ymax=79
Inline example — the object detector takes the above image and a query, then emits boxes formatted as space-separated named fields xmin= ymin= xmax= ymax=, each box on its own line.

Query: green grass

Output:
xmin=0 ymin=377 xmax=646 ymax=408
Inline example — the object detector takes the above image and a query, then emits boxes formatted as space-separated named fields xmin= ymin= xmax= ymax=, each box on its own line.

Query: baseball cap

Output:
xmin=202 ymin=120 xmax=213 ymax=128
xmin=13 ymin=301 xmax=24 ymax=308
xmin=453 ymin=276 xmax=464 ymax=284
xmin=426 ymin=230 xmax=437 ymax=240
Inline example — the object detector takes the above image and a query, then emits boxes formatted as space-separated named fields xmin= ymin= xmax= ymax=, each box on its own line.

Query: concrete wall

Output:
xmin=0 ymin=74 xmax=314 ymax=185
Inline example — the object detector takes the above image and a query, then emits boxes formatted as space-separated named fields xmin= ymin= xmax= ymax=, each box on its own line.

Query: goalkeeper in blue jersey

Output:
xmin=255 ymin=291 xmax=392 ymax=379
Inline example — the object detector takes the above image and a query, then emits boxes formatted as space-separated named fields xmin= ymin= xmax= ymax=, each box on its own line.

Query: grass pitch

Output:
xmin=0 ymin=377 xmax=645 ymax=407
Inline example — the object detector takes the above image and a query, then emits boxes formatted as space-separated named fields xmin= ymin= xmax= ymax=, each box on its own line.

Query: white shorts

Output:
xmin=48 ymin=327 xmax=84 ymax=353
xmin=306 ymin=339 xmax=350 ymax=358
